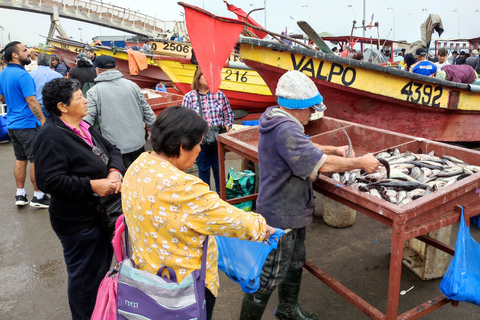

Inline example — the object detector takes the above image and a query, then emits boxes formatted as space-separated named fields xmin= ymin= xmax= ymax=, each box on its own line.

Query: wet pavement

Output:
xmin=1 ymin=141 xmax=479 ymax=319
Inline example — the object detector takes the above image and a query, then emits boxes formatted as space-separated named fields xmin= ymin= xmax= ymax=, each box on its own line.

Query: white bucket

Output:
xmin=323 ymin=196 xmax=356 ymax=228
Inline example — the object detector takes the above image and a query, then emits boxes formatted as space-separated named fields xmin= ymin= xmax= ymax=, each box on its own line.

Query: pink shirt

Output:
xmin=61 ymin=119 xmax=93 ymax=147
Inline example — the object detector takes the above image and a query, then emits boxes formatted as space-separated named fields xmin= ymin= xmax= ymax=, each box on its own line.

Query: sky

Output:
xmin=0 ymin=0 xmax=478 ymax=48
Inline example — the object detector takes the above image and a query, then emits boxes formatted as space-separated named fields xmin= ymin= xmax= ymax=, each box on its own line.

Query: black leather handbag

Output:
xmin=196 ymin=90 xmax=226 ymax=147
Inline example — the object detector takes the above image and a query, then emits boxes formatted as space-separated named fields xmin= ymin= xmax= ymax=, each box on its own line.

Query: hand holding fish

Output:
xmin=336 ymin=145 xmax=355 ymax=158
xmin=360 ymin=154 xmax=381 ymax=173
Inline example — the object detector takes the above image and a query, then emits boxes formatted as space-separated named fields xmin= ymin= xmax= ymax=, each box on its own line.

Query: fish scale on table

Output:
xmin=330 ymin=148 xmax=480 ymax=205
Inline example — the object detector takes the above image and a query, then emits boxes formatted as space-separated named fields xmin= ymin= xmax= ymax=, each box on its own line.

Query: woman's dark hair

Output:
xmin=151 ymin=106 xmax=208 ymax=157
xmin=42 ymin=78 xmax=82 ymax=116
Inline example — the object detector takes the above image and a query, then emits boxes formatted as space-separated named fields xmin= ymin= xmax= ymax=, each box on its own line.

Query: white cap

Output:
xmin=275 ymin=70 xmax=326 ymax=112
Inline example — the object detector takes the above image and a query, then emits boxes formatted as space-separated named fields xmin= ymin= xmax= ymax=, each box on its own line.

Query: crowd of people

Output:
xmin=3 ymin=35 xmax=478 ymax=320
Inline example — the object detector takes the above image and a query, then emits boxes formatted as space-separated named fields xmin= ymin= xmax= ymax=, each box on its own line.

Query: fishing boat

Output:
xmin=152 ymin=55 xmax=275 ymax=113
xmin=238 ymin=37 xmax=480 ymax=143
xmin=48 ymin=37 xmax=170 ymax=88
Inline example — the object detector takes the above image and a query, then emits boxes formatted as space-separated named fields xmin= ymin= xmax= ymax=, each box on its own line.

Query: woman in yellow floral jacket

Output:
xmin=122 ymin=106 xmax=275 ymax=320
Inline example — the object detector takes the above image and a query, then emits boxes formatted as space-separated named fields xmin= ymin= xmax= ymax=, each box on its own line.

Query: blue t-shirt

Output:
xmin=412 ymin=61 xmax=437 ymax=76
xmin=0 ymin=63 xmax=38 ymax=129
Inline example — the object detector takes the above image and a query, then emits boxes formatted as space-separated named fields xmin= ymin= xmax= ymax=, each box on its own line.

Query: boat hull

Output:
xmin=49 ymin=39 xmax=169 ymax=89
xmin=239 ymin=39 xmax=480 ymax=142
xmin=155 ymin=57 xmax=275 ymax=112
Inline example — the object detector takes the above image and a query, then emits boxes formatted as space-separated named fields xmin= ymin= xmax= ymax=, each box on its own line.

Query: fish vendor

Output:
xmin=239 ymin=70 xmax=380 ymax=320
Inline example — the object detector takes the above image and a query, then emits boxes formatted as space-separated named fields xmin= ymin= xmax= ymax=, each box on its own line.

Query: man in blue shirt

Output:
xmin=30 ymin=53 xmax=63 ymax=116
xmin=0 ymin=41 xmax=50 ymax=208
xmin=412 ymin=48 xmax=437 ymax=76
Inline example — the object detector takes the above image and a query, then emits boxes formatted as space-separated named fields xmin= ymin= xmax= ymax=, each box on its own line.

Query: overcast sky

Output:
xmin=0 ymin=0 xmax=478 ymax=48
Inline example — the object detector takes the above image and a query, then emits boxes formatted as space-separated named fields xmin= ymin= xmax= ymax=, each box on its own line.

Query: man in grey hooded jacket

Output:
xmin=84 ymin=55 xmax=156 ymax=168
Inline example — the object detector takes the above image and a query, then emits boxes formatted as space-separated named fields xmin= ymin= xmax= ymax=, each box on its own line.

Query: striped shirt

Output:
xmin=182 ymin=90 xmax=234 ymax=128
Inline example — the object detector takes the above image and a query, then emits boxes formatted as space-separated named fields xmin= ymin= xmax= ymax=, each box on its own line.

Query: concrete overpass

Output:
xmin=0 ymin=0 xmax=186 ymax=40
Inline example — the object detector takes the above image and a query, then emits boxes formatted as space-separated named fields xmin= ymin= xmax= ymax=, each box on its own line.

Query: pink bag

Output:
xmin=91 ymin=271 xmax=118 ymax=320
xmin=91 ymin=214 xmax=125 ymax=320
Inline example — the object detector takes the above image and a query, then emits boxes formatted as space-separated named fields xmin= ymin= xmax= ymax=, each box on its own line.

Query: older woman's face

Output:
xmin=177 ymin=140 xmax=202 ymax=171
xmin=64 ymin=89 xmax=88 ymax=119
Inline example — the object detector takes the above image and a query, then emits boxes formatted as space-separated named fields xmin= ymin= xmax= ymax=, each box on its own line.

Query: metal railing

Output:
xmin=28 ymin=0 xmax=185 ymax=35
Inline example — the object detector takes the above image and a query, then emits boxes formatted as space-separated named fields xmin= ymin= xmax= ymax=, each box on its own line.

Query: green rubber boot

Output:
xmin=275 ymin=269 xmax=318 ymax=320
xmin=239 ymin=291 xmax=272 ymax=320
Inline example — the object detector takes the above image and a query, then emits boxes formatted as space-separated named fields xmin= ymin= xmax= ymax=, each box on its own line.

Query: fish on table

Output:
xmin=330 ymin=148 xmax=480 ymax=205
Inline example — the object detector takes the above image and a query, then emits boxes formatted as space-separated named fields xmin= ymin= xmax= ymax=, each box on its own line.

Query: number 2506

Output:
xmin=400 ymin=81 xmax=443 ymax=107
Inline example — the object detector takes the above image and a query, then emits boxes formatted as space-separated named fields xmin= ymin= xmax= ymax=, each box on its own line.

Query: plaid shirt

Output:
xmin=182 ymin=90 xmax=234 ymax=128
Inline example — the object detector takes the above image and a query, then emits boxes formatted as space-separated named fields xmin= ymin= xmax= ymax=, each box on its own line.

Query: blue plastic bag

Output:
xmin=0 ymin=114 xmax=10 ymax=142
xmin=439 ymin=208 xmax=480 ymax=306
xmin=216 ymin=228 xmax=286 ymax=293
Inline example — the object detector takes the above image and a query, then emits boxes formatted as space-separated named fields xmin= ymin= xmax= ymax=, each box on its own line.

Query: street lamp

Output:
xmin=348 ymin=4 xmax=356 ymax=21
xmin=452 ymin=9 xmax=460 ymax=38
xmin=78 ymin=27 xmax=83 ymax=42
xmin=387 ymin=7 xmax=395 ymax=40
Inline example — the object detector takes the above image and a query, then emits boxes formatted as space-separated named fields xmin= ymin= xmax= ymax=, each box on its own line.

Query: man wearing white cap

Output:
xmin=239 ymin=70 xmax=379 ymax=320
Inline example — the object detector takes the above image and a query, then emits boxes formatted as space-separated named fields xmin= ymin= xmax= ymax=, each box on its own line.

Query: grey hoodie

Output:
xmin=85 ymin=70 xmax=156 ymax=154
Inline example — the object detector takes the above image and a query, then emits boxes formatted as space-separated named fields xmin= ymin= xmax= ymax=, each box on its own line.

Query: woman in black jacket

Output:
xmin=33 ymin=78 xmax=125 ymax=320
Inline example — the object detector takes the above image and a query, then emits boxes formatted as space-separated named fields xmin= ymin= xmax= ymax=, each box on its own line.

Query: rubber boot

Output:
xmin=275 ymin=269 xmax=318 ymax=320
xmin=239 ymin=291 xmax=272 ymax=320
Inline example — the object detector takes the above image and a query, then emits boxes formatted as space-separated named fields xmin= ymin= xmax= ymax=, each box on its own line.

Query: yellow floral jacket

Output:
xmin=122 ymin=152 xmax=267 ymax=296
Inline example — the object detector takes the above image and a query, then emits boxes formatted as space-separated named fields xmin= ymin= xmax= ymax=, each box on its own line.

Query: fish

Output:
xmin=442 ymin=155 xmax=465 ymax=164
xmin=396 ymin=190 xmax=407 ymax=204
xmin=343 ymin=128 xmax=354 ymax=158
xmin=375 ymin=157 xmax=391 ymax=179
xmin=369 ymin=180 xmax=429 ymax=190
xmin=332 ymin=173 xmax=341 ymax=182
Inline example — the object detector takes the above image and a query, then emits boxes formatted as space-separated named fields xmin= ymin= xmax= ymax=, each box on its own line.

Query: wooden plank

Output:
xmin=297 ymin=21 xmax=333 ymax=54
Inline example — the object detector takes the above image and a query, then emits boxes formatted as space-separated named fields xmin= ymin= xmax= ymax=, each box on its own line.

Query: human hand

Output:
xmin=106 ymin=172 xmax=122 ymax=193
xmin=263 ymin=225 xmax=276 ymax=244
xmin=336 ymin=145 xmax=355 ymax=158
xmin=361 ymin=153 xmax=380 ymax=173
xmin=91 ymin=178 xmax=118 ymax=197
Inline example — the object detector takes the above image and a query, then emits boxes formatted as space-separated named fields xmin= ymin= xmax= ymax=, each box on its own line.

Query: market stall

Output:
xmin=217 ymin=116 xmax=480 ymax=319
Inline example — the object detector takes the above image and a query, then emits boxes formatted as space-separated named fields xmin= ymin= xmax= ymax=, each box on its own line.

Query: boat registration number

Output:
xmin=60 ymin=43 xmax=83 ymax=53
xmin=151 ymin=42 xmax=191 ymax=54
xmin=224 ymin=70 xmax=248 ymax=82
xmin=400 ymin=81 xmax=443 ymax=107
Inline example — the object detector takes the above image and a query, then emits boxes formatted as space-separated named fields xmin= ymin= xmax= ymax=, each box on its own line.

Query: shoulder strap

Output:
xmin=196 ymin=90 xmax=205 ymax=120
xmin=123 ymin=217 xmax=209 ymax=279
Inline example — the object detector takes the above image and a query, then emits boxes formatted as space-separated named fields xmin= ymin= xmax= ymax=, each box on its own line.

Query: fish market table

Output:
xmin=217 ymin=116 xmax=480 ymax=320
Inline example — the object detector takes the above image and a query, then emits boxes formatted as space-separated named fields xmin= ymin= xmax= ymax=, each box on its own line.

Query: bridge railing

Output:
xmin=32 ymin=0 xmax=185 ymax=35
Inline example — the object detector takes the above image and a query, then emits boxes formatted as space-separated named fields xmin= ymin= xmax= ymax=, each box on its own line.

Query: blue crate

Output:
xmin=471 ymin=216 xmax=480 ymax=229
xmin=242 ymin=120 xmax=259 ymax=126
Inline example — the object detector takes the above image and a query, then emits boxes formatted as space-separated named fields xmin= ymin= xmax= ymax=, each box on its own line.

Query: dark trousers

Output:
xmin=206 ymin=288 xmax=216 ymax=320
xmin=57 ymin=227 xmax=113 ymax=320
xmin=196 ymin=144 xmax=220 ymax=192
xmin=122 ymin=146 xmax=145 ymax=169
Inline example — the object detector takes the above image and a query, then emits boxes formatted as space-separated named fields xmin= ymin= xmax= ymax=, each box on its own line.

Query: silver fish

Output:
xmin=332 ymin=173 xmax=341 ymax=182
xmin=343 ymin=128 xmax=354 ymax=158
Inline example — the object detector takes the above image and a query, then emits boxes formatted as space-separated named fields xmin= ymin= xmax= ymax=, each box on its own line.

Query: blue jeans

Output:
xmin=57 ymin=227 xmax=113 ymax=320
xmin=196 ymin=144 xmax=220 ymax=192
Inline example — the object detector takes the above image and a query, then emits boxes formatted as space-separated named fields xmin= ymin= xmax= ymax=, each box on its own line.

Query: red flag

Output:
xmin=183 ymin=5 xmax=244 ymax=93
xmin=224 ymin=1 xmax=267 ymax=39
xmin=368 ymin=13 xmax=374 ymax=30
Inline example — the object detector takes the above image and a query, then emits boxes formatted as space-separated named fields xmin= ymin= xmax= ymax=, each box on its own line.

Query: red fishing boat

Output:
xmin=48 ymin=37 xmax=170 ymax=89
xmin=238 ymin=37 xmax=480 ymax=143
